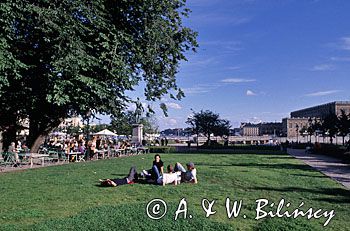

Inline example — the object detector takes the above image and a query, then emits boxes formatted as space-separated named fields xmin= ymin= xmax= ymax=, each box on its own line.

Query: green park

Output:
xmin=1 ymin=151 xmax=349 ymax=230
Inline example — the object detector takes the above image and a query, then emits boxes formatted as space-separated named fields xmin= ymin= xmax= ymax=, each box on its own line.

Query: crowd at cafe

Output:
xmin=1 ymin=129 xmax=150 ymax=168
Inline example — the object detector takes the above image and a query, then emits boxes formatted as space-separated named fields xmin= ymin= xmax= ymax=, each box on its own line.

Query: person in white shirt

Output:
xmin=157 ymin=164 xmax=181 ymax=186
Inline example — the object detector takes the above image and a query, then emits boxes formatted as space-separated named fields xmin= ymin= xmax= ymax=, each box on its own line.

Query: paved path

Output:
xmin=287 ymin=148 xmax=350 ymax=189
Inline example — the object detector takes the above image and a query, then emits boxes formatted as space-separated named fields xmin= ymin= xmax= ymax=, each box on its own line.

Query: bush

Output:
xmin=290 ymin=143 xmax=310 ymax=149
xmin=149 ymin=146 xmax=176 ymax=153
xmin=199 ymin=144 xmax=281 ymax=151
xmin=314 ymin=144 xmax=345 ymax=155
xmin=313 ymin=143 xmax=350 ymax=163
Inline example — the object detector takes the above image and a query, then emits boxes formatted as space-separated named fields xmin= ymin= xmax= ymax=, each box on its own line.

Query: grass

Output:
xmin=0 ymin=152 xmax=349 ymax=230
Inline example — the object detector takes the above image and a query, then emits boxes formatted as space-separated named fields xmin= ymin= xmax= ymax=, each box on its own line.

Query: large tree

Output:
xmin=186 ymin=110 xmax=231 ymax=146
xmin=337 ymin=110 xmax=350 ymax=145
xmin=0 ymin=0 xmax=197 ymax=151
xmin=321 ymin=114 xmax=339 ymax=144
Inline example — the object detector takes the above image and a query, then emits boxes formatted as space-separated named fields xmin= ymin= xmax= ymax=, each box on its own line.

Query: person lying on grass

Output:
xmin=174 ymin=162 xmax=198 ymax=184
xmin=99 ymin=166 xmax=138 ymax=187
xmin=156 ymin=164 xmax=181 ymax=186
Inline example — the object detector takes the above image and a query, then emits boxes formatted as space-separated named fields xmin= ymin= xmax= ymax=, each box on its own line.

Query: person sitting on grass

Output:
xmin=99 ymin=166 xmax=138 ymax=187
xmin=142 ymin=154 xmax=164 ymax=181
xmin=157 ymin=164 xmax=181 ymax=186
xmin=174 ymin=162 xmax=198 ymax=184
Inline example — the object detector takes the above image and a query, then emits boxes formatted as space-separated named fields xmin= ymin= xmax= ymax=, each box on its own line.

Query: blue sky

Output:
xmin=100 ymin=0 xmax=350 ymax=130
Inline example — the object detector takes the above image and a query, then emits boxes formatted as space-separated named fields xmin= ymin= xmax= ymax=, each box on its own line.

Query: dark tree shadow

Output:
xmin=291 ymin=173 xmax=327 ymax=178
xmin=250 ymin=186 xmax=350 ymax=204
xmin=198 ymin=162 xmax=315 ymax=172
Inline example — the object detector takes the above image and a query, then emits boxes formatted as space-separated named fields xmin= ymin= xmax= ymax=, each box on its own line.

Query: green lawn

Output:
xmin=0 ymin=152 xmax=349 ymax=230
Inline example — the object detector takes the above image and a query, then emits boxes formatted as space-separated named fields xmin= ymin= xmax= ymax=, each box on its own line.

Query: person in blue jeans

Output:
xmin=142 ymin=154 xmax=164 ymax=180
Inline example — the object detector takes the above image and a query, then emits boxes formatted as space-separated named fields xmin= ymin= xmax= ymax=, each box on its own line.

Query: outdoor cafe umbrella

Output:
xmin=94 ymin=129 xmax=118 ymax=137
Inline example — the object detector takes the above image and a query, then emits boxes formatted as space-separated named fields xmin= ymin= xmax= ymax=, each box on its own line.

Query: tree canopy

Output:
xmin=0 ymin=0 xmax=197 ymax=150
xmin=186 ymin=110 xmax=231 ymax=145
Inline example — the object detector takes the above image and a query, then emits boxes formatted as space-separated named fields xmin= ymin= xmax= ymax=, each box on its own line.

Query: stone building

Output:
xmin=282 ymin=118 xmax=310 ymax=138
xmin=259 ymin=122 xmax=283 ymax=136
xmin=291 ymin=101 xmax=350 ymax=119
xmin=283 ymin=101 xmax=350 ymax=138
xmin=241 ymin=122 xmax=283 ymax=137
xmin=58 ymin=117 xmax=83 ymax=130
xmin=241 ymin=123 xmax=260 ymax=136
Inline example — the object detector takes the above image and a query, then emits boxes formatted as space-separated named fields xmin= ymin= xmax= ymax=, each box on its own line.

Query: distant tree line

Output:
xmin=299 ymin=110 xmax=350 ymax=145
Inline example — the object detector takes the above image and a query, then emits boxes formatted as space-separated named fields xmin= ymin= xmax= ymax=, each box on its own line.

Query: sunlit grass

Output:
xmin=0 ymin=152 xmax=348 ymax=230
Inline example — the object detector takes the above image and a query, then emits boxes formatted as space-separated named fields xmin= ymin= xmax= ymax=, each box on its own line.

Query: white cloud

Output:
xmin=183 ymin=86 xmax=211 ymax=95
xmin=183 ymin=83 xmax=221 ymax=95
xmin=305 ymin=90 xmax=341 ymax=97
xmin=166 ymin=102 xmax=182 ymax=110
xmin=221 ymin=78 xmax=256 ymax=83
xmin=327 ymin=36 xmax=350 ymax=51
xmin=330 ymin=56 xmax=350 ymax=62
xmin=246 ymin=90 xmax=257 ymax=96
xmin=199 ymin=40 xmax=243 ymax=54
xmin=311 ymin=64 xmax=335 ymax=71
xmin=340 ymin=37 xmax=350 ymax=50
xmin=248 ymin=117 xmax=262 ymax=124
xmin=126 ymin=102 xmax=148 ymax=111
xmin=182 ymin=57 xmax=218 ymax=68
xmin=160 ymin=117 xmax=178 ymax=127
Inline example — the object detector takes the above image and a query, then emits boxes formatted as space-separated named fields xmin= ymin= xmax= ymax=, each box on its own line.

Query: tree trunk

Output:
xmin=30 ymin=134 xmax=47 ymax=153
xmin=28 ymin=117 xmax=64 ymax=153
xmin=2 ymin=126 xmax=17 ymax=151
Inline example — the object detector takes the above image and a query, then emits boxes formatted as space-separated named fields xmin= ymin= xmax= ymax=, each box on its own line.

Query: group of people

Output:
xmin=44 ymin=136 xmax=133 ymax=160
xmin=5 ymin=141 xmax=29 ymax=164
xmin=99 ymin=154 xmax=197 ymax=187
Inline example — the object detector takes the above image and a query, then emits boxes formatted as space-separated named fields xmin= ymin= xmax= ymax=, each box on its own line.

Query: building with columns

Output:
xmin=291 ymin=101 xmax=350 ymax=119
xmin=283 ymin=101 xmax=350 ymax=138
xmin=241 ymin=123 xmax=259 ymax=136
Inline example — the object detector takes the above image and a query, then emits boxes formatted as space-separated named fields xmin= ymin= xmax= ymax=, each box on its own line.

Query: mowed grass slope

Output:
xmin=0 ymin=152 xmax=349 ymax=230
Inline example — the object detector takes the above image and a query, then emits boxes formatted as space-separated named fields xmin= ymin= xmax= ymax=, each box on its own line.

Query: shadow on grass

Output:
xmin=251 ymin=186 xmax=350 ymax=204
xmin=175 ymin=150 xmax=287 ymax=155
xmin=95 ymin=179 xmax=157 ymax=187
xmin=197 ymin=162 xmax=315 ymax=172
xmin=290 ymin=173 xmax=327 ymax=178
xmin=263 ymin=156 xmax=294 ymax=160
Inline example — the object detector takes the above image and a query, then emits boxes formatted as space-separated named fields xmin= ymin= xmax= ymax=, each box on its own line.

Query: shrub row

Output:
xmin=148 ymin=146 xmax=176 ymax=153
xmin=199 ymin=144 xmax=281 ymax=151
xmin=312 ymin=143 xmax=350 ymax=162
